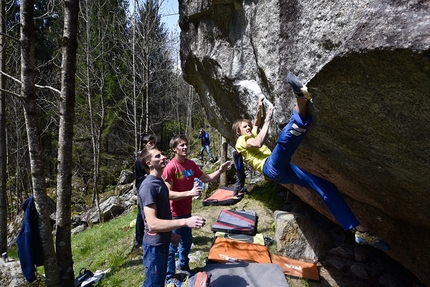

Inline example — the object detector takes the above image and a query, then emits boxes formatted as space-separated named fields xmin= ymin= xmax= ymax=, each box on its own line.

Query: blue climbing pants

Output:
xmin=263 ymin=110 xmax=360 ymax=230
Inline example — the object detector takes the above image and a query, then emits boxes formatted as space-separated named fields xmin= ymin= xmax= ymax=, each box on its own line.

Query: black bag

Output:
xmin=187 ymin=271 xmax=211 ymax=287
xmin=73 ymin=268 xmax=94 ymax=287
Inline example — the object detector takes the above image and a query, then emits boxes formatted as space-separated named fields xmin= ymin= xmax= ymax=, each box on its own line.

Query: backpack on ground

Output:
xmin=73 ymin=268 xmax=94 ymax=287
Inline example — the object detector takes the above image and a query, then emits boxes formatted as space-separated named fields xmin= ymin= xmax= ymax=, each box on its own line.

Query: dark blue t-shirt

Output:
xmin=139 ymin=175 xmax=172 ymax=245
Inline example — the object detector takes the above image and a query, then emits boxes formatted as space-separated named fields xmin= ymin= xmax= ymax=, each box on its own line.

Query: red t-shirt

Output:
xmin=162 ymin=158 xmax=204 ymax=216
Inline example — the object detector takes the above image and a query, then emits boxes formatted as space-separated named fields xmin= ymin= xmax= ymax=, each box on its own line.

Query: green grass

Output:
xmin=71 ymin=210 xmax=143 ymax=286
xmin=5 ymin=180 xmax=313 ymax=286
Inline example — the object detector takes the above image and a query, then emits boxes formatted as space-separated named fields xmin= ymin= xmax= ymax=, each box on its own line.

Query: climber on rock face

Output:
xmin=232 ymin=72 xmax=390 ymax=251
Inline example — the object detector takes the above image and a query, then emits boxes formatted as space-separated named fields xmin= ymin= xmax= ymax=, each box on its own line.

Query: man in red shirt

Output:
xmin=162 ymin=134 xmax=231 ymax=283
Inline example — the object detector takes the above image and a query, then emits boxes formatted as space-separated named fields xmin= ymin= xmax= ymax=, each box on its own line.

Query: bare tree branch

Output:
xmin=0 ymin=88 xmax=21 ymax=98
xmin=0 ymin=32 xmax=19 ymax=42
xmin=0 ymin=70 xmax=60 ymax=94
xmin=35 ymin=84 xmax=60 ymax=94
xmin=0 ymin=70 xmax=20 ymax=84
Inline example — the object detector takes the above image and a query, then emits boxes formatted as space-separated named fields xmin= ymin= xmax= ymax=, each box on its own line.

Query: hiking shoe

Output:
xmin=355 ymin=230 xmax=391 ymax=250
xmin=264 ymin=236 xmax=275 ymax=246
xmin=166 ymin=278 xmax=183 ymax=287
xmin=287 ymin=72 xmax=313 ymax=102
xmin=176 ymin=263 xmax=195 ymax=277
xmin=132 ymin=241 xmax=141 ymax=251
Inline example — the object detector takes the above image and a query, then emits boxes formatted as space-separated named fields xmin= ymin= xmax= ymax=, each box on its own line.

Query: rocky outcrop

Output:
xmin=275 ymin=210 xmax=335 ymax=260
xmin=0 ymin=258 xmax=27 ymax=287
xmin=179 ymin=0 xmax=430 ymax=285
xmin=274 ymin=206 xmax=419 ymax=286
xmin=80 ymin=183 xmax=134 ymax=225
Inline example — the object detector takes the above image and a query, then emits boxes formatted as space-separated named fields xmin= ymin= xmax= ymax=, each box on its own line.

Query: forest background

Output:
xmin=0 ymin=0 xmax=213 ymax=286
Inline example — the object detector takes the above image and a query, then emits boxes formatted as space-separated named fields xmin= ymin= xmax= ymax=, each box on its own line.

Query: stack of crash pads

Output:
xmin=204 ymin=209 xmax=320 ymax=286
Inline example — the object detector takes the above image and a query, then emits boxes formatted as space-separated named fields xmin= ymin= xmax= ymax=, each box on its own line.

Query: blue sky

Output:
xmin=129 ymin=0 xmax=179 ymax=33
xmin=128 ymin=1 xmax=180 ymax=62
xmin=160 ymin=0 xmax=179 ymax=33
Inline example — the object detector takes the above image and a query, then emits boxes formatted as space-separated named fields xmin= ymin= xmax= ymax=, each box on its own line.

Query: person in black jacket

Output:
xmin=232 ymin=150 xmax=247 ymax=198
xmin=134 ymin=134 xmax=156 ymax=250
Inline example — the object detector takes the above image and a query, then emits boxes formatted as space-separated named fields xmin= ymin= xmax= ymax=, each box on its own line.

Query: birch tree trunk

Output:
xmin=80 ymin=0 xmax=112 ymax=218
xmin=21 ymin=0 xmax=60 ymax=285
xmin=0 ymin=0 xmax=7 ymax=254
xmin=132 ymin=0 xmax=138 ymax=152
xmin=55 ymin=0 xmax=79 ymax=285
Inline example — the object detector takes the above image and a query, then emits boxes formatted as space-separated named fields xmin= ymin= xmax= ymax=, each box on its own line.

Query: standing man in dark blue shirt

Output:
xmin=198 ymin=129 xmax=213 ymax=162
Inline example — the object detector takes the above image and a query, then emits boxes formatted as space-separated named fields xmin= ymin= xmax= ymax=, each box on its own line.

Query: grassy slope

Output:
xmin=72 ymin=210 xmax=144 ymax=286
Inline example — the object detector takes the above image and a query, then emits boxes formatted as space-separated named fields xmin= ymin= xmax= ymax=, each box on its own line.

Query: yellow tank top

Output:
xmin=235 ymin=129 xmax=271 ymax=173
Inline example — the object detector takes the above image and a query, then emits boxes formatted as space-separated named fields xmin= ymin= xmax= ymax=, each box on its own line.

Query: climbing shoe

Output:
xmin=287 ymin=72 xmax=313 ymax=102
xmin=166 ymin=277 xmax=183 ymax=287
xmin=355 ymin=230 xmax=391 ymax=251
xmin=176 ymin=262 xmax=195 ymax=277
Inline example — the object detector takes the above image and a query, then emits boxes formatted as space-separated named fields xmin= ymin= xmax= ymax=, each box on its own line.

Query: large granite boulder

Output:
xmin=179 ymin=0 xmax=430 ymax=285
